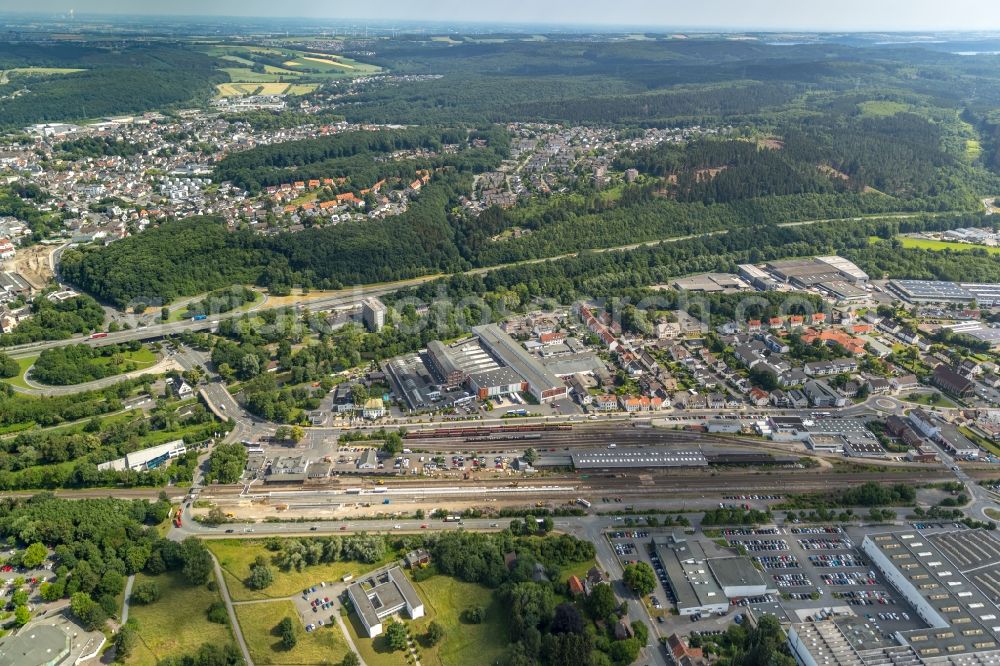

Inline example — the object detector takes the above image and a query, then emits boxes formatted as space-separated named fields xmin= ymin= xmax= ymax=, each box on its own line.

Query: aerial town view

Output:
xmin=7 ymin=2 xmax=1000 ymax=666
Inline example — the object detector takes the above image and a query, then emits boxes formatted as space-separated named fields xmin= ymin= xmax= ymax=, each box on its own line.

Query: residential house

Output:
xmin=594 ymin=395 xmax=619 ymax=411
xmin=803 ymin=380 xmax=847 ymax=408
xmin=786 ymin=389 xmax=809 ymax=408
xmin=803 ymin=358 xmax=858 ymax=377
xmin=908 ymin=408 xmax=940 ymax=439
xmin=749 ymin=387 xmax=770 ymax=406
xmin=891 ymin=374 xmax=919 ymax=392
xmin=865 ymin=377 xmax=891 ymax=394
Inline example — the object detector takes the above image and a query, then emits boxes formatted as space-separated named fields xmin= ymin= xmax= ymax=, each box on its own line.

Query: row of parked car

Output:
xmin=798 ymin=538 xmax=853 ymax=551
xmin=649 ymin=550 xmax=677 ymax=606
xmin=790 ymin=526 xmax=844 ymax=535
xmin=729 ymin=539 xmax=788 ymax=552
xmin=837 ymin=590 xmax=894 ymax=606
xmin=722 ymin=528 xmax=779 ymax=536
xmin=821 ymin=571 xmax=878 ymax=586
xmin=773 ymin=573 xmax=812 ymax=588
xmin=754 ymin=555 xmax=800 ymax=569
xmin=808 ymin=554 xmax=866 ymax=568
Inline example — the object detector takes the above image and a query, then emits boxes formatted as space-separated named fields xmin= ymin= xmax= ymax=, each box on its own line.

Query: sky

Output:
xmin=7 ymin=0 xmax=1000 ymax=32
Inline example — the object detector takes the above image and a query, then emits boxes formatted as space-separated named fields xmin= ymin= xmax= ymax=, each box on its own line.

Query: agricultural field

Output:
xmin=207 ymin=43 xmax=380 ymax=97
xmin=344 ymin=573 xmax=509 ymax=666
xmin=207 ymin=539 xmax=395 ymax=602
xmin=235 ymin=600 xmax=350 ymax=665
xmin=0 ymin=67 xmax=84 ymax=84
xmin=125 ymin=571 xmax=235 ymax=666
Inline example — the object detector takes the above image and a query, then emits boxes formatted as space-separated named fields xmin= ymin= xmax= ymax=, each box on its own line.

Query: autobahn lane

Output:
xmin=3 ymin=278 xmax=435 ymax=359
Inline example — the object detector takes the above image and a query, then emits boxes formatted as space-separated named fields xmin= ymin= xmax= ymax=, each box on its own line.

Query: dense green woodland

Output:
xmin=48 ymin=37 xmax=1000 ymax=305
xmin=0 ymin=494 xmax=238 ymax=665
xmin=0 ymin=44 xmax=224 ymax=127
xmin=212 ymin=126 xmax=507 ymax=192
xmin=0 ymin=295 xmax=105 ymax=346
xmin=32 ymin=341 xmax=143 ymax=386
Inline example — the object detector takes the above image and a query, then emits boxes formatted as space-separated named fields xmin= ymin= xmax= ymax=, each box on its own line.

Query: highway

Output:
xmin=3 ymin=277 xmax=436 ymax=359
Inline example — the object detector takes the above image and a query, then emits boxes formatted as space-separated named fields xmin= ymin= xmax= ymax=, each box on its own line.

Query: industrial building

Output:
xmin=653 ymin=534 xmax=772 ymax=616
xmin=787 ymin=616 xmax=920 ymax=666
xmin=467 ymin=366 xmax=526 ymax=399
xmin=348 ymin=566 xmax=424 ymax=638
xmin=97 ymin=440 xmax=187 ymax=472
xmin=762 ymin=256 xmax=869 ymax=288
xmin=738 ymin=263 xmax=782 ymax=291
xmin=425 ymin=340 xmax=467 ymax=387
xmin=819 ymin=281 xmax=869 ymax=302
xmin=862 ymin=530 xmax=1000 ymax=662
xmin=672 ymin=273 xmax=752 ymax=293
xmin=887 ymin=280 xmax=979 ymax=305
xmin=472 ymin=324 xmax=568 ymax=402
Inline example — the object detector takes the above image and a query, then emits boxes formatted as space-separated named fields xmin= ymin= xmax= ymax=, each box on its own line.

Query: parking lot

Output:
xmin=292 ymin=580 xmax=344 ymax=633
xmin=607 ymin=523 xmax=945 ymax=639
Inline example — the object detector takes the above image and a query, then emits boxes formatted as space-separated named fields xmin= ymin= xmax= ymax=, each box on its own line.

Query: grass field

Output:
xmin=902 ymin=391 xmax=958 ymax=408
xmin=966 ymin=138 xmax=983 ymax=161
xmin=235 ymin=600 xmax=349 ymax=665
xmin=345 ymin=573 xmax=508 ymax=666
xmin=94 ymin=347 xmax=158 ymax=371
xmin=208 ymin=540 xmax=396 ymax=601
xmin=895 ymin=235 xmax=1000 ymax=255
xmin=0 ymin=67 xmax=84 ymax=84
xmin=0 ymin=355 xmax=38 ymax=390
xmin=858 ymin=100 xmax=912 ymax=117
xmin=166 ymin=290 xmax=264 ymax=322
xmin=126 ymin=572 xmax=234 ymax=666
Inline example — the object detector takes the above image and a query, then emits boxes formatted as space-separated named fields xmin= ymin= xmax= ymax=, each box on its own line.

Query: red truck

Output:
xmin=173 ymin=508 xmax=182 ymax=528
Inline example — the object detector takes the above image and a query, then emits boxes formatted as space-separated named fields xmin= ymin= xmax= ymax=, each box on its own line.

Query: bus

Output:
xmin=576 ymin=498 xmax=592 ymax=508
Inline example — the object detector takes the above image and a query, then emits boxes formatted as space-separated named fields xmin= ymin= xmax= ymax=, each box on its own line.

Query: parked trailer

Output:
xmin=443 ymin=515 xmax=462 ymax=523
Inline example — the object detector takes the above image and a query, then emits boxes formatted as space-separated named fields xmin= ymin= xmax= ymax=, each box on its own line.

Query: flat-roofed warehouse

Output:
xmin=862 ymin=530 xmax=1000 ymax=661
xmin=472 ymin=324 xmax=568 ymax=402
xmin=672 ymin=273 xmax=751 ymax=293
xmin=654 ymin=536 xmax=729 ymax=616
xmin=764 ymin=256 xmax=868 ymax=288
xmin=708 ymin=556 xmax=770 ymax=598
xmin=571 ymin=448 xmax=707 ymax=469
xmin=887 ymin=279 xmax=978 ymax=305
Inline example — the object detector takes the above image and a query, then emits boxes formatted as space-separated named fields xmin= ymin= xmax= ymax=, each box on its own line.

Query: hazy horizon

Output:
xmin=6 ymin=0 xmax=1000 ymax=32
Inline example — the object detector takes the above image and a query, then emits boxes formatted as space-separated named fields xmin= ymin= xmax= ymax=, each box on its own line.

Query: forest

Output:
xmin=0 ymin=294 xmax=105 ymax=346
xmin=212 ymin=126 xmax=507 ymax=192
xmin=31 ymin=341 xmax=144 ymax=386
xmin=0 ymin=494 xmax=238 ymax=662
xmin=0 ymin=43 xmax=224 ymax=128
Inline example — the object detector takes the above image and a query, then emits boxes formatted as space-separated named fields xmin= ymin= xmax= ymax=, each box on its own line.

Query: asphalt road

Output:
xmin=3 ymin=278 xmax=433 ymax=359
